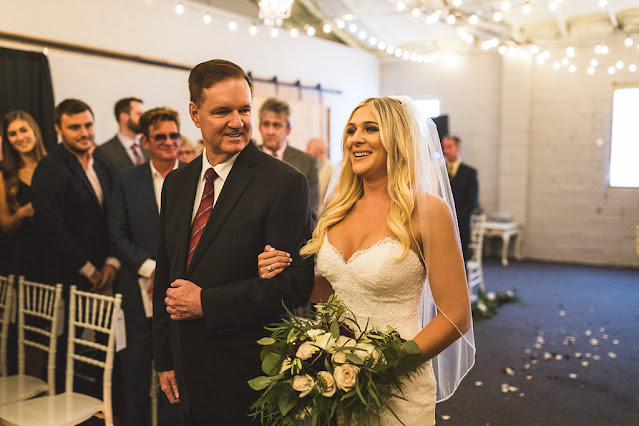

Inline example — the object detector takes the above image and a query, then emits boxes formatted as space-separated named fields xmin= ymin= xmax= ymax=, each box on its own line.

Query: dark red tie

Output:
xmin=131 ymin=142 xmax=144 ymax=165
xmin=187 ymin=168 xmax=217 ymax=266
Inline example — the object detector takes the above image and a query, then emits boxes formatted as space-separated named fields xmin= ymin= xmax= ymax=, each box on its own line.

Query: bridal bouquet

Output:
xmin=248 ymin=296 xmax=424 ymax=425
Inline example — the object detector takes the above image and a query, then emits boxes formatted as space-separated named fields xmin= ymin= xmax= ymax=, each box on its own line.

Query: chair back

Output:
xmin=469 ymin=214 xmax=487 ymax=262
xmin=66 ymin=286 xmax=122 ymax=424
xmin=17 ymin=277 xmax=63 ymax=394
xmin=0 ymin=275 xmax=15 ymax=377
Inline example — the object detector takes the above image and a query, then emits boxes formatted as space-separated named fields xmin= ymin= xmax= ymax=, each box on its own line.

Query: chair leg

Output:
xmin=150 ymin=370 xmax=159 ymax=426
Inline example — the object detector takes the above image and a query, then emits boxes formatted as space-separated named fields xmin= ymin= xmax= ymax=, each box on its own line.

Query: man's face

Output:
xmin=259 ymin=110 xmax=290 ymax=152
xmin=141 ymin=120 xmax=180 ymax=163
xmin=124 ymin=101 xmax=144 ymax=134
xmin=178 ymin=145 xmax=196 ymax=163
xmin=189 ymin=78 xmax=252 ymax=165
xmin=442 ymin=138 xmax=460 ymax=163
xmin=55 ymin=110 xmax=95 ymax=154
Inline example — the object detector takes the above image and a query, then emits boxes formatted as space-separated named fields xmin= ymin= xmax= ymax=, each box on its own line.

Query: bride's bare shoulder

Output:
xmin=415 ymin=193 xmax=453 ymax=220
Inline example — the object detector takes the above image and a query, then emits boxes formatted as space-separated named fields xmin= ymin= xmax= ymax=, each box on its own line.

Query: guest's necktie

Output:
xmin=131 ymin=143 xmax=144 ymax=165
xmin=187 ymin=168 xmax=217 ymax=266
xmin=447 ymin=163 xmax=454 ymax=178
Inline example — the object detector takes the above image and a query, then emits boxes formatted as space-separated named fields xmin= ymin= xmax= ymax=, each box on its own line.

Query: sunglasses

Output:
xmin=152 ymin=132 xmax=181 ymax=142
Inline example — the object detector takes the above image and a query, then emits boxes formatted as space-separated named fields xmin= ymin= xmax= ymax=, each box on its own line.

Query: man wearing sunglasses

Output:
xmin=109 ymin=107 xmax=182 ymax=426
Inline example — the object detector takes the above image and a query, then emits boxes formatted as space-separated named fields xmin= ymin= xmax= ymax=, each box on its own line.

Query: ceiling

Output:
xmin=190 ymin=0 xmax=639 ymax=59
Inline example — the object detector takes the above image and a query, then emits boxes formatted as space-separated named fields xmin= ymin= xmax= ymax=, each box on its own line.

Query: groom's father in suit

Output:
xmin=95 ymin=97 xmax=147 ymax=174
xmin=443 ymin=135 xmax=479 ymax=262
xmin=109 ymin=107 xmax=182 ymax=426
xmin=258 ymin=97 xmax=320 ymax=221
xmin=153 ymin=60 xmax=315 ymax=425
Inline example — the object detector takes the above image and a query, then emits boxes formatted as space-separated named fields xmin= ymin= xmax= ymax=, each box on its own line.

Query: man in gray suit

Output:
xmin=258 ymin=97 xmax=319 ymax=221
xmin=95 ymin=97 xmax=148 ymax=174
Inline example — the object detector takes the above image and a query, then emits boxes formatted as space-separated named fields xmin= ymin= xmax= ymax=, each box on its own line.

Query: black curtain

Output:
xmin=0 ymin=47 xmax=56 ymax=152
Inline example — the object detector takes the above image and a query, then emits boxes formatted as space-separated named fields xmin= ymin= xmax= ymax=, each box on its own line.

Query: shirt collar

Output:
xmin=117 ymin=132 xmax=139 ymax=149
xmin=267 ymin=140 xmax=287 ymax=159
xmin=149 ymin=159 xmax=179 ymax=179
xmin=200 ymin=148 xmax=239 ymax=183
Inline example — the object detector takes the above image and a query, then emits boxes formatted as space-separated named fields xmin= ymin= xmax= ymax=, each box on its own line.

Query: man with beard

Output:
xmin=31 ymin=98 xmax=119 ymax=394
xmin=96 ymin=97 xmax=147 ymax=173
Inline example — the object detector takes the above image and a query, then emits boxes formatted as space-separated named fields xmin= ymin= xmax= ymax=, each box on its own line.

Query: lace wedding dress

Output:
xmin=317 ymin=235 xmax=437 ymax=426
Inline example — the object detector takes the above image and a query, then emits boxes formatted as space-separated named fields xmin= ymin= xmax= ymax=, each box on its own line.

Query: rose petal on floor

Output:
xmin=613 ymin=339 xmax=619 ymax=345
xmin=569 ymin=373 xmax=578 ymax=379
xmin=474 ymin=381 xmax=483 ymax=387
xmin=589 ymin=338 xmax=599 ymax=346
xmin=504 ymin=367 xmax=515 ymax=376
xmin=585 ymin=330 xmax=592 ymax=336
xmin=526 ymin=375 xmax=532 ymax=380
xmin=608 ymin=352 xmax=617 ymax=359
xmin=581 ymin=361 xmax=589 ymax=367
xmin=593 ymin=355 xmax=601 ymax=361
xmin=441 ymin=415 xmax=451 ymax=421
xmin=559 ymin=310 xmax=566 ymax=316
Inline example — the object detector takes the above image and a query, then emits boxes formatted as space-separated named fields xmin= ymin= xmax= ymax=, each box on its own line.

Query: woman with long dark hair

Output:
xmin=0 ymin=110 xmax=47 ymax=278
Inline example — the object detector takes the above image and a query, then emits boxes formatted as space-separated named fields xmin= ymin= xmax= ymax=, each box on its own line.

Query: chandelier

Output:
xmin=258 ymin=0 xmax=294 ymax=26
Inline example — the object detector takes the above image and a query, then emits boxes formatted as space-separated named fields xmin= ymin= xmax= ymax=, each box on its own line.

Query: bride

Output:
xmin=258 ymin=96 xmax=475 ymax=425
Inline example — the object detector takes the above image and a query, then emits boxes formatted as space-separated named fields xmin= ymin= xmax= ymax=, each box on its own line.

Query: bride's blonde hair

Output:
xmin=300 ymin=97 xmax=416 ymax=259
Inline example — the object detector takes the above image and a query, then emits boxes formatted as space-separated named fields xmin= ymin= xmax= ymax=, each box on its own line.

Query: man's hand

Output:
xmin=88 ymin=269 xmax=104 ymax=292
xmin=146 ymin=269 xmax=155 ymax=299
xmin=95 ymin=264 xmax=117 ymax=292
xmin=158 ymin=370 xmax=180 ymax=404
xmin=165 ymin=279 xmax=203 ymax=320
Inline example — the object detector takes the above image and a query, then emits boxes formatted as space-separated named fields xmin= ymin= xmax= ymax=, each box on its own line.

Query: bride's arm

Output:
xmin=411 ymin=195 xmax=471 ymax=361
xmin=309 ymin=274 xmax=333 ymax=303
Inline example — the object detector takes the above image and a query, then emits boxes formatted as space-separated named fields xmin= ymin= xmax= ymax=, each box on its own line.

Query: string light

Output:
xmin=501 ymin=1 xmax=512 ymax=12
xmin=469 ymin=14 xmax=479 ymax=25
xmin=203 ymin=13 xmax=211 ymax=24
xmin=587 ymin=66 xmax=595 ymax=75
xmin=411 ymin=8 xmax=421 ymax=18
xmin=396 ymin=2 xmax=406 ymax=12
xmin=624 ymin=37 xmax=633 ymax=47
xmin=447 ymin=14 xmax=457 ymax=25
xmin=323 ymin=24 xmax=332 ymax=33
xmin=249 ymin=25 xmax=258 ymax=35
xmin=290 ymin=28 xmax=299 ymax=37
xmin=522 ymin=3 xmax=532 ymax=14
xmin=590 ymin=59 xmax=598 ymax=67
xmin=306 ymin=26 xmax=315 ymax=36
xmin=493 ymin=11 xmax=503 ymax=22
xmin=630 ymin=64 xmax=637 ymax=72
xmin=616 ymin=60 xmax=623 ymax=69
xmin=175 ymin=3 xmax=184 ymax=15
xmin=566 ymin=46 xmax=575 ymax=58
xmin=228 ymin=20 xmax=237 ymax=31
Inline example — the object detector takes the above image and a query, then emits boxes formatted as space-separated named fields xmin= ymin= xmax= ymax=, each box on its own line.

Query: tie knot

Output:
xmin=205 ymin=168 xmax=217 ymax=182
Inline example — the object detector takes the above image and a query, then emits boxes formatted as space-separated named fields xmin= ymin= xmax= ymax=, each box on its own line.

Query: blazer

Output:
xmin=95 ymin=135 xmax=149 ymax=175
xmin=260 ymin=144 xmax=320 ymax=222
xmin=109 ymin=161 xmax=183 ymax=318
xmin=450 ymin=162 xmax=479 ymax=259
xmin=152 ymin=142 xmax=314 ymax=424
xmin=31 ymin=144 xmax=114 ymax=290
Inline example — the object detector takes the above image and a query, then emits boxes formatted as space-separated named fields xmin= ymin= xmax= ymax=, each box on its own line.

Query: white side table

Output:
xmin=483 ymin=221 xmax=523 ymax=266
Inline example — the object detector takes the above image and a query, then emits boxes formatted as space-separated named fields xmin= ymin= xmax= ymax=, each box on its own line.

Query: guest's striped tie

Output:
xmin=187 ymin=168 xmax=217 ymax=266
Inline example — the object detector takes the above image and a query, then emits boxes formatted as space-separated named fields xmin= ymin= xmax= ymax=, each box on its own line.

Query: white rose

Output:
xmin=333 ymin=364 xmax=359 ymax=392
xmin=314 ymin=332 xmax=337 ymax=352
xmin=291 ymin=374 xmax=315 ymax=398
xmin=332 ymin=351 xmax=347 ymax=364
xmin=296 ymin=341 xmax=319 ymax=360
xmin=280 ymin=357 xmax=293 ymax=374
xmin=317 ymin=371 xmax=336 ymax=397
xmin=477 ymin=302 xmax=487 ymax=312
xmin=306 ymin=328 xmax=324 ymax=340
xmin=487 ymin=292 xmax=496 ymax=300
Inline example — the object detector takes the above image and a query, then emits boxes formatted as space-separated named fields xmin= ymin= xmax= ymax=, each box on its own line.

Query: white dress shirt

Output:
xmin=191 ymin=148 xmax=239 ymax=224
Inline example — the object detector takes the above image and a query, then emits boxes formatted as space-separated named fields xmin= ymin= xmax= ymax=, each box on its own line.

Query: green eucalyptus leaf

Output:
xmin=345 ymin=353 xmax=364 ymax=365
xmin=247 ymin=376 xmax=272 ymax=391
xmin=402 ymin=340 xmax=421 ymax=355
xmin=262 ymin=352 xmax=283 ymax=375
xmin=330 ymin=321 xmax=340 ymax=339
xmin=257 ymin=337 xmax=276 ymax=345
xmin=278 ymin=394 xmax=296 ymax=416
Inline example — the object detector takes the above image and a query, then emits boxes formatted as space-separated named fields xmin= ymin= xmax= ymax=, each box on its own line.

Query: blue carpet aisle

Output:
xmin=436 ymin=260 xmax=639 ymax=426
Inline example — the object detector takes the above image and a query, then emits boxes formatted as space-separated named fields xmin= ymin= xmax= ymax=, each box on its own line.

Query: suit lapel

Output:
xmin=140 ymin=163 xmax=159 ymax=216
xmin=283 ymin=145 xmax=297 ymax=164
xmin=59 ymin=146 xmax=102 ymax=208
xmin=175 ymin=157 xmax=202 ymax=275
xmin=185 ymin=145 xmax=258 ymax=275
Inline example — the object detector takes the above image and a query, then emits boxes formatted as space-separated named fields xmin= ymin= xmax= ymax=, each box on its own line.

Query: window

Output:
xmin=414 ymin=99 xmax=441 ymax=118
xmin=610 ymin=87 xmax=639 ymax=187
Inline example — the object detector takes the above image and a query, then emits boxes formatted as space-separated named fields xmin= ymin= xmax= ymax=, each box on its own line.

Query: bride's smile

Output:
xmin=346 ymin=105 xmax=387 ymax=180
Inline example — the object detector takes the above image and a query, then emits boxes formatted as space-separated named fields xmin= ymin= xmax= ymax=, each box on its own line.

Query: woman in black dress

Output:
xmin=0 ymin=110 xmax=47 ymax=280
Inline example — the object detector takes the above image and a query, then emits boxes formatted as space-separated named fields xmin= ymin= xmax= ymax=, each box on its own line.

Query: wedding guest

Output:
xmin=110 ymin=107 xmax=182 ymax=426
xmin=0 ymin=110 xmax=47 ymax=279
xmin=306 ymin=137 xmax=333 ymax=216
xmin=153 ymin=59 xmax=314 ymax=425
xmin=177 ymin=135 xmax=197 ymax=163
xmin=442 ymin=135 xmax=478 ymax=261
xmin=259 ymin=97 xmax=475 ymax=425
xmin=95 ymin=97 xmax=147 ymax=174
xmin=258 ymin=97 xmax=320 ymax=221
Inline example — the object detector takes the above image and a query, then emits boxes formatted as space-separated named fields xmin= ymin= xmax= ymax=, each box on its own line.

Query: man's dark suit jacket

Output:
xmin=31 ymin=144 xmax=114 ymax=290
xmin=152 ymin=142 xmax=314 ymax=424
xmin=109 ymin=161 xmax=181 ymax=425
xmin=450 ymin=162 xmax=479 ymax=261
xmin=260 ymin=144 xmax=320 ymax=222
xmin=95 ymin=135 xmax=149 ymax=175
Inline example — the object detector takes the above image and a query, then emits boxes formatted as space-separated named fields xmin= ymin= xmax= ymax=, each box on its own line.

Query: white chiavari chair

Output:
xmin=466 ymin=214 xmax=487 ymax=300
xmin=0 ymin=275 xmax=15 ymax=378
xmin=0 ymin=277 xmax=63 ymax=406
xmin=0 ymin=286 xmax=122 ymax=426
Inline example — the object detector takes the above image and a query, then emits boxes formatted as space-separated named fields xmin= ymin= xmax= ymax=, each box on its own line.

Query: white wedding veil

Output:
xmin=323 ymin=96 xmax=476 ymax=402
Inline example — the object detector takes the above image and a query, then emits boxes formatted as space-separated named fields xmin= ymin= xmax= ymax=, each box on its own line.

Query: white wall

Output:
xmin=382 ymin=47 xmax=639 ymax=267
xmin=0 ymin=0 xmax=379 ymax=161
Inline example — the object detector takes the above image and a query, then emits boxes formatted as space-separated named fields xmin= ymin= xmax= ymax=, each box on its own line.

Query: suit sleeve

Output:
xmin=152 ymin=172 xmax=173 ymax=372
xmin=466 ymin=168 xmax=479 ymax=216
xmin=108 ymin=172 xmax=153 ymax=271
xmin=306 ymin=157 xmax=320 ymax=223
xmin=199 ymin=171 xmax=315 ymax=332
xmin=31 ymin=160 xmax=91 ymax=274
